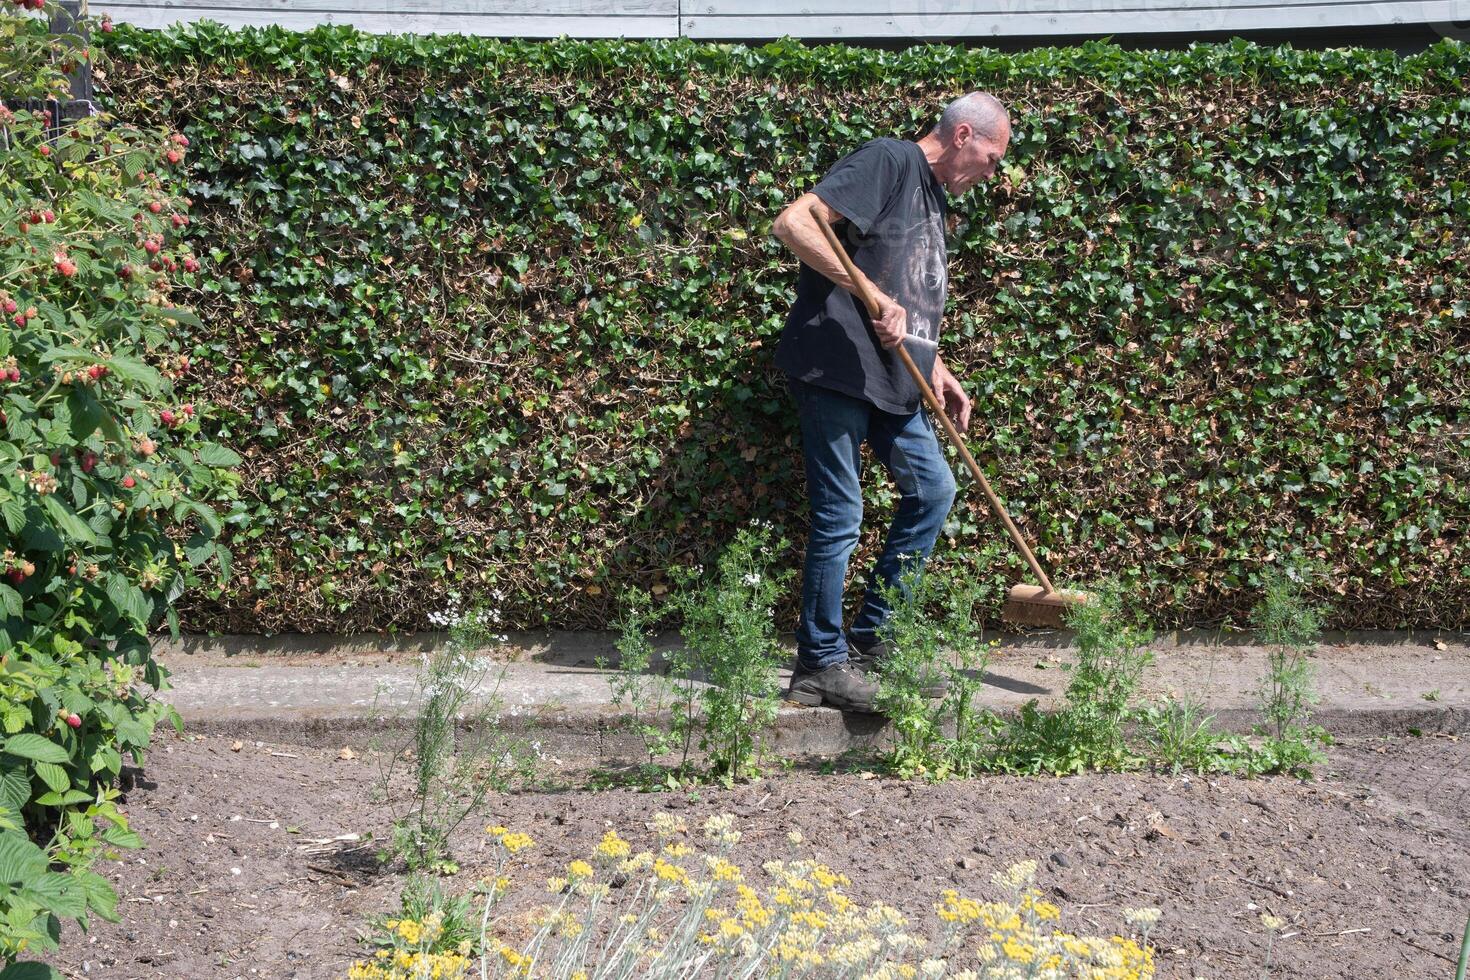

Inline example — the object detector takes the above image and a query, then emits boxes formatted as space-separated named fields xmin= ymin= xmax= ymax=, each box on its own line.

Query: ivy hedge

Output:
xmin=93 ymin=25 xmax=1468 ymax=632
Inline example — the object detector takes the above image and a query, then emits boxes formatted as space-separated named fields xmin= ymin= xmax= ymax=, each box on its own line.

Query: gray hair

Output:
xmin=936 ymin=92 xmax=1009 ymax=143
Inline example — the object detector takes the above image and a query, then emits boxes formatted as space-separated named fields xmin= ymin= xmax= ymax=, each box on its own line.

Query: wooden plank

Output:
xmin=683 ymin=2 xmax=1454 ymax=38
xmin=92 ymin=4 xmax=679 ymax=38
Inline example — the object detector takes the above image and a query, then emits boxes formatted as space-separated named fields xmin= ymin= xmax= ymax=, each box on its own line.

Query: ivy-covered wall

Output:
xmin=93 ymin=25 xmax=1468 ymax=632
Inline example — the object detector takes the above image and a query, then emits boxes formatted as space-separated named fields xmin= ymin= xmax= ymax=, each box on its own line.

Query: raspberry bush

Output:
xmin=1 ymin=3 xmax=239 ymax=971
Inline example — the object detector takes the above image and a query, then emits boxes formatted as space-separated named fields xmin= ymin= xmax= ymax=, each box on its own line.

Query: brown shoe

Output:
xmin=787 ymin=660 xmax=880 ymax=713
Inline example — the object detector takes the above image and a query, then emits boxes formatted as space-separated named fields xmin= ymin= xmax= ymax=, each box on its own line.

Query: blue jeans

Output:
xmin=788 ymin=377 xmax=957 ymax=671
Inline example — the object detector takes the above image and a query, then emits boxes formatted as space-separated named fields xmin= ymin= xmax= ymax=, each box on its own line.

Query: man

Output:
xmin=770 ymin=92 xmax=1012 ymax=713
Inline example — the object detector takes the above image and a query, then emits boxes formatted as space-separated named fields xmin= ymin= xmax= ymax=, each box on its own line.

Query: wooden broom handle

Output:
xmin=809 ymin=206 xmax=1057 ymax=595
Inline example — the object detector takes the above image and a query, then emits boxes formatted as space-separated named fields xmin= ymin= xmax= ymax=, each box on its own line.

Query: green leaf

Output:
xmin=105 ymin=573 xmax=151 ymax=626
xmin=66 ymin=389 xmax=104 ymax=441
xmin=156 ymin=306 xmax=204 ymax=329
xmin=102 ymin=355 xmax=162 ymax=393
xmin=34 ymin=789 xmax=91 ymax=806
xmin=0 ymin=764 xmax=29 ymax=813
xmin=0 ymin=583 xmax=21 ymax=619
xmin=1 ymin=734 xmax=69 ymax=764
xmin=0 ymin=830 xmax=48 ymax=884
xmin=0 ymin=962 xmax=63 ymax=980
xmin=75 ymin=868 xmax=120 ymax=922
xmin=33 ymin=761 xmax=70 ymax=794
xmin=0 ymin=496 xmax=22 ymax=535
xmin=21 ymin=870 xmax=88 ymax=918
xmin=196 ymin=443 xmax=242 ymax=468
xmin=42 ymin=496 xmax=98 ymax=545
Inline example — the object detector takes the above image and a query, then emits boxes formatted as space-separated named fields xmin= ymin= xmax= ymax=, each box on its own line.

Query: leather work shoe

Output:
xmin=786 ymin=660 xmax=880 ymax=713
xmin=846 ymin=630 xmax=950 ymax=698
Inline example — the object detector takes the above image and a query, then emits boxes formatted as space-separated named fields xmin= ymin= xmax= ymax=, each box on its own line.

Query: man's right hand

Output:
xmin=873 ymin=293 xmax=908 ymax=349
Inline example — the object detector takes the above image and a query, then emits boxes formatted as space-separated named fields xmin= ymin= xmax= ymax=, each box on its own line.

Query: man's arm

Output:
xmin=930 ymin=352 xmax=973 ymax=433
xmin=771 ymin=192 xmax=908 ymax=349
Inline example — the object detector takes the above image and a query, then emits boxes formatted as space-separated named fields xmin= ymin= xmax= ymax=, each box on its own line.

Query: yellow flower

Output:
xmin=1124 ymin=906 xmax=1161 ymax=927
xmin=705 ymin=856 xmax=743 ymax=882
xmin=662 ymin=842 xmax=694 ymax=858
xmin=619 ymin=851 xmax=655 ymax=874
xmin=567 ymin=859 xmax=594 ymax=880
xmin=653 ymin=857 xmax=688 ymax=884
xmin=650 ymin=813 xmax=686 ymax=838
xmin=703 ymin=813 xmax=741 ymax=845
xmin=595 ymin=829 xmax=632 ymax=861
xmin=1032 ymin=899 xmax=1062 ymax=921
xmin=1261 ymin=912 xmax=1285 ymax=931
xmin=499 ymin=832 xmax=535 ymax=855
xmin=992 ymin=860 xmax=1039 ymax=890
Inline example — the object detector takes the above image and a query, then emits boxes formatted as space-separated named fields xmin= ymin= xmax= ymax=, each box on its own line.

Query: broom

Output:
xmin=810 ymin=206 xmax=1090 ymax=628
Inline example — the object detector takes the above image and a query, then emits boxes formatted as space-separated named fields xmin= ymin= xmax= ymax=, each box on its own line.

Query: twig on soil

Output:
xmin=306 ymin=863 xmax=360 ymax=888
xmin=1306 ymin=928 xmax=1369 ymax=938
xmin=269 ymin=751 xmax=300 ymax=758
xmin=1231 ymin=870 xmax=1292 ymax=898
xmin=1402 ymin=938 xmax=1457 ymax=964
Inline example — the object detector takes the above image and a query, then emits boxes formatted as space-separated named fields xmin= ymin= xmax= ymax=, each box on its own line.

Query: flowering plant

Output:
xmin=348 ymin=815 xmax=1158 ymax=978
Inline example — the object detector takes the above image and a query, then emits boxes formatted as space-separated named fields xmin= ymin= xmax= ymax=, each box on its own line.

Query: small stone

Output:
xmin=958 ymin=857 xmax=980 ymax=870
xmin=1392 ymin=927 xmax=1406 ymax=936
xmin=1220 ymin=831 xmax=1233 ymax=841
xmin=230 ymin=740 xmax=243 ymax=752
xmin=338 ymin=746 xmax=355 ymax=760
xmin=1049 ymin=851 xmax=1070 ymax=868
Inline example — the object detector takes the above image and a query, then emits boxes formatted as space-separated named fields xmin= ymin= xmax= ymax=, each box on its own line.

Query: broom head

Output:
xmin=1002 ymin=583 xmax=1093 ymax=629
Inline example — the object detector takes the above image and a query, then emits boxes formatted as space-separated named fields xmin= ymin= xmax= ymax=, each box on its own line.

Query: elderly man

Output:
xmin=770 ymin=92 xmax=1011 ymax=713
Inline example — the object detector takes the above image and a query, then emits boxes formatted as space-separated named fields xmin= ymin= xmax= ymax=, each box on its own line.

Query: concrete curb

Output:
xmin=156 ymin=631 xmax=1469 ymax=760
xmin=173 ymin=699 xmax=1470 ymax=761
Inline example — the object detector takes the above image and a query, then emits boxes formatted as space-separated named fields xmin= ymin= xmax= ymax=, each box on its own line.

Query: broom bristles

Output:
xmin=1001 ymin=583 xmax=1092 ymax=629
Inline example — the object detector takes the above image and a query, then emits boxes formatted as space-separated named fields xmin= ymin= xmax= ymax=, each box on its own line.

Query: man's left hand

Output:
xmin=932 ymin=364 xmax=972 ymax=433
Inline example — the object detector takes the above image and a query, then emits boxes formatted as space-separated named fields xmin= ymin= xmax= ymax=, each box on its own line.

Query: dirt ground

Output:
xmin=44 ymin=730 xmax=1470 ymax=980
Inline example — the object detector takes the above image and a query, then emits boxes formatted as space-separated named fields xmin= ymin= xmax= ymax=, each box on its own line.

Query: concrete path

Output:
xmin=151 ymin=630 xmax=1469 ymax=760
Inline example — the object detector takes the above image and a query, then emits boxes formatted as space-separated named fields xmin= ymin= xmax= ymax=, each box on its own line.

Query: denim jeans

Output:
xmin=788 ymin=377 xmax=957 ymax=671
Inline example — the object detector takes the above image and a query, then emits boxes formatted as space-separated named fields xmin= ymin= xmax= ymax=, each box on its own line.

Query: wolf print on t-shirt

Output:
xmin=876 ymin=183 xmax=946 ymax=349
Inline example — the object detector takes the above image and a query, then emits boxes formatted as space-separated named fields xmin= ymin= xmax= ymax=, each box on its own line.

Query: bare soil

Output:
xmin=45 ymin=730 xmax=1470 ymax=980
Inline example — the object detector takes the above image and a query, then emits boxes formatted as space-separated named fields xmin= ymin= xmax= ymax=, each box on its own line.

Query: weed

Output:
xmin=871 ymin=559 xmax=995 ymax=780
xmin=368 ymin=593 xmax=538 ymax=874
xmin=1061 ymin=581 xmax=1155 ymax=769
xmin=668 ymin=524 xmax=793 ymax=784
xmin=1249 ymin=565 xmax=1330 ymax=776
xmin=597 ymin=586 xmax=697 ymax=788
xmin=1137 ymin=695 xmax=1237 ymax=775
xmin=980 ymin=582 xmax=1153 ymax=775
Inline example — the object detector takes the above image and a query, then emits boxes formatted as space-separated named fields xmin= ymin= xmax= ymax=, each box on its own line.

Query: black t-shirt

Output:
xmin=775 ymin=137 xmax=949 ymax=415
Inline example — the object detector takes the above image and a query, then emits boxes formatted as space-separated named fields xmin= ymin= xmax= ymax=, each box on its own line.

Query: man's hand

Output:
xmin=932 ymin=359 xmax=972 ymax=433
xmin=873 ymin=293 xmax=908 ymax=349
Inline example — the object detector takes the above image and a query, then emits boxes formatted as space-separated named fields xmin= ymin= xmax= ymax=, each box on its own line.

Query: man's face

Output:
xmin=945 ymin=123 xmax=1010 ymax=196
